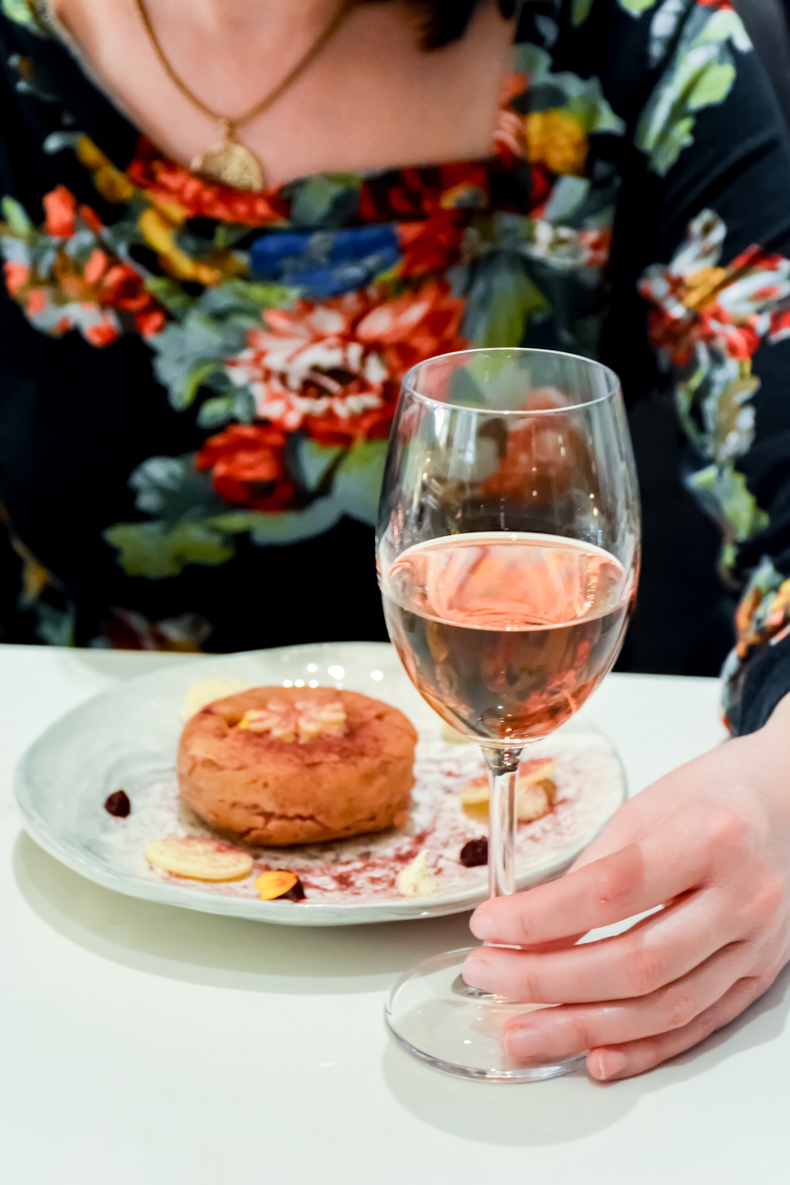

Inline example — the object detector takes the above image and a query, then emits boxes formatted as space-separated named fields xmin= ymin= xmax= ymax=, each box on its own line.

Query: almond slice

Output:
xmin=145 ymin=837 xmax=253 ymax=882
xmin=255 ymin=870 xmax=306 ymax=901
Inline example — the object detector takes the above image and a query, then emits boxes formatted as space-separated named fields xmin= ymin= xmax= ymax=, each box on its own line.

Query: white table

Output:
xmin=1 ymin=646 xmax=786 ymax=1185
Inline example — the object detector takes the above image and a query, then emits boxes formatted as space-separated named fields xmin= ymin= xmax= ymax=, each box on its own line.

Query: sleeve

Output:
xmin=603 ymin=0 xmax=790 ymax=735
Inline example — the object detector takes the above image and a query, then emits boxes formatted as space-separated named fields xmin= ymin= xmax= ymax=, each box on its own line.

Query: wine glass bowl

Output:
xmin=378 ymin=349 xmax=640 ymax=1081
xmin=378 ymin=349 xmax=639 ymax=747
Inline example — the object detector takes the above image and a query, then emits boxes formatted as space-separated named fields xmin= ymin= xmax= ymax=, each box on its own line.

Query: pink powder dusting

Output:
xmin=98 ymin=734 xmax=623 ymax=905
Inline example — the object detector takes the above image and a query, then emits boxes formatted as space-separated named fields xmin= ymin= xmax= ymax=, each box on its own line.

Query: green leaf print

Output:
xmin=618 ymin=0 xmax=659 ymax=15
xmin=688 ymin=63 xmax=737 ymax=111
xmin=636 ymin=5 xmax=745 ymax=175
xmin=572 ymin=0 xmax=594 ymax=27
xmin=128 ymin=456 xmax=223 ymax=523
xmin=32 ymin=601 xmax=77 ymax=647
xmin=292 ymin=438 xmax=346 ymax=492
xmin=693 ymin=9 xmax=753 ymax=53
xmin=208 ymin=499 xmax=344 ymax=545
xmin=196 ymin=395 xmax=238 ymax=429
xmin=104 ymin=520 xmax=234 ymax=579
xmin=331 ymin=440 xmax=389 ymax=527
xmin=149 ymin=317 xmax=246 ymax=410
xmin=288 ymin=175 xmax=362 ymax=227
xmin=2 ymin=0 xmax=50 ymax=33
xmin=144 ymin=276 xmax=194 ymax=317
xmin=689 ymin=465 xmax=769 ymax=545
xmin=1 ymin=196 xmax=33 ymax=237
xmin=464 ymin=252 xmax=550 ymax=349
xmin=643 ymin=115 xmax=695 ymax=177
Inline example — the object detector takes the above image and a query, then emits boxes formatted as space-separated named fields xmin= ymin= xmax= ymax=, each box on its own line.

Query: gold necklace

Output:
xmin=131 ymin=0 xmax=352 ymax=192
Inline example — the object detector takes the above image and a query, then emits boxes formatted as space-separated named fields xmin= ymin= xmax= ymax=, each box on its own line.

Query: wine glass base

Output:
xmin=385 ymin=948 xmax=586 ymax=1083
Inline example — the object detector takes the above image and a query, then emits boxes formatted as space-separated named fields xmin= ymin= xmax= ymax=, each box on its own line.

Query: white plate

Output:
xmin=14 ymin=642 xmax=626 ymax=926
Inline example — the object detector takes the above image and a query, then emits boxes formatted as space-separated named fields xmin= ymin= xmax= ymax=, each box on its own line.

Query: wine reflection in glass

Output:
xmin=377 ymin=348 xmax=640 ymax=1081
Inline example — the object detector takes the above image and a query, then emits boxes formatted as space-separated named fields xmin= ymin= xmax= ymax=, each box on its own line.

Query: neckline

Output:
xmin=38 ymin=0 xmax=520 ymax=201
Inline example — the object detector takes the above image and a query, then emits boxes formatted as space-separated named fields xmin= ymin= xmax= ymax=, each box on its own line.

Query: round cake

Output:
xmin=177 ymin=685 xmax=418 ymax=846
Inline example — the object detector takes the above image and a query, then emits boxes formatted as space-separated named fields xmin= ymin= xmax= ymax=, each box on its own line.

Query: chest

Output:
xmin=51 ymin=0 xmax=514 ymax=188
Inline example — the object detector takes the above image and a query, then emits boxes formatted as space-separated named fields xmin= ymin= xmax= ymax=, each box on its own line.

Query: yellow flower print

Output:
xmin=681 ymin=266 xmax=730 ymax=311
xmin=75 ymin=136 xmax=135 ymax=203
xmin=138 ymin=208 xmax=244 ymax=286
xmin=524 ymin=110 xmax=589 ymax=177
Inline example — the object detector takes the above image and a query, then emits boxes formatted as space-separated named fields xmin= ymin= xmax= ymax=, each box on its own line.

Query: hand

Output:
xmin=462 ymin=694 xmax=790 ymax=1081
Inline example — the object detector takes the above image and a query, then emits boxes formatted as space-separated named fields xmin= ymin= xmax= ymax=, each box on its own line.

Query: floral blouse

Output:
xmin=2 ymin=0 xmax=790 ymax=735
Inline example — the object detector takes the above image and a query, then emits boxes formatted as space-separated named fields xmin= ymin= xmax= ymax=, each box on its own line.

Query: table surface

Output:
xmin=1 ymin=645 xmax=786 ymax=1185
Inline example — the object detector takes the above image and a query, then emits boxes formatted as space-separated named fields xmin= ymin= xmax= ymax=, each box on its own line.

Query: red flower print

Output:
xmin=397 ymin=212 xmax=466 ymax=277
xmin=196 ymin=424 xmax=296 ymax=511
xmin=84 ymin=321 xmax=120 ymax=347
xmin=26 ymin=288 xmax=48 ymax=316
xmin=3 ymin=261 xmax=30 ymax=296
xmin=359 ymin=163 xmax=490 ymax=222
xmin=640 ymin=213 xmax=790 ymax=368
xmin=128 ymin=138 xmax=288 ymax=228
xmin=43 ymin=186 xmax=77 ymax=238
xmin=225 ymin=279 xmax=467 ymax=446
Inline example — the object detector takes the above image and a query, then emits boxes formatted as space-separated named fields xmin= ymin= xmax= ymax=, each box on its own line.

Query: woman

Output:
xmin=2 ymin=0 xmax=790 ymax=1079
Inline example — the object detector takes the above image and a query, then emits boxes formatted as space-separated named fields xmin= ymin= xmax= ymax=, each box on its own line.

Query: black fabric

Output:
xmin=736 ymin=0 xmax=790 ymax=127
xmin=731 ymin=635 xmax=790 ymax=735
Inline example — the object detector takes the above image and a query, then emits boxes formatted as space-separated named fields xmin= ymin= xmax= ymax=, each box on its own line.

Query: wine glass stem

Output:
xmin=484 ymin=746 xmax=524 ymax=900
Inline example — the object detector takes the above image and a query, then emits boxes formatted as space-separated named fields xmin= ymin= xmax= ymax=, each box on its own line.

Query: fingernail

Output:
xmin=462 ymin=952 xmax=496 ymax=992
xmin=469 ymin=906 xmax=497 ymax=941
xmin=593 ymin=1051 xmax=627 ymax=1081
xmin=505 ymin=1026 xmax=545 ymax=1061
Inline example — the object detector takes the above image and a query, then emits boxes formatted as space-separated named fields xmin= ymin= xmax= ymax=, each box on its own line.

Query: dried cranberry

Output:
xmin=281 ymin=878 xmax=306 ymax=902
xmin=460 ymin=837 xmax=488 ymax=867
xmin=104 ymin=790 xmax=131 ymax=818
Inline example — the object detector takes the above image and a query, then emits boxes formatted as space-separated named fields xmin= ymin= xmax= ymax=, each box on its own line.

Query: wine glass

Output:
xmin=377 ymin=348 xmax=640 ymax=1082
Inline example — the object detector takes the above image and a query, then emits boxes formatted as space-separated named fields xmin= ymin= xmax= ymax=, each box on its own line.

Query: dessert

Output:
xmin=145 ymin=836 xmax=253 ymax=881
xmin=177 ymin=685 xmax=418 ymax=846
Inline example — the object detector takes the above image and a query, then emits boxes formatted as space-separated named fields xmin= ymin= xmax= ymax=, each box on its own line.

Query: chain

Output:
xmin=131 ymin=0 xmax=353 ymax=132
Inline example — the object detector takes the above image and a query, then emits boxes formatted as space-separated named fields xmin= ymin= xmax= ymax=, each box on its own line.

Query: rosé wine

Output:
xmin=381 ymin=531 xmax=632 ymax=743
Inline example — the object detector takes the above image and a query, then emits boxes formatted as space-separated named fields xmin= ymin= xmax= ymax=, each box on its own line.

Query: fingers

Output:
xmin=586 ymin=975 xmax=768 ymax=1081
xmin=464 ymin=894 xmax=735 ymax=1003
xmin=470 ymin=837 xmax=706 ymax=949
xmin=498 ymin=941 xmax=747 ymax=1063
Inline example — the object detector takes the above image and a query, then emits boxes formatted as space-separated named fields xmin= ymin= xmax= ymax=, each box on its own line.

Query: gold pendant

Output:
xmin=191 ymin=120 xmax=264 ymax=192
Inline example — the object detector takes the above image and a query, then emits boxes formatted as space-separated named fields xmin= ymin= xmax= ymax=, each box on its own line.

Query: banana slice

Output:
xmin=461 ymin=759 xmax=557 ymax=822
xmin=145 ymin=837 xmax=253 ymax=882
xmin=179 ymin=678 xmax=251 ymax=722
